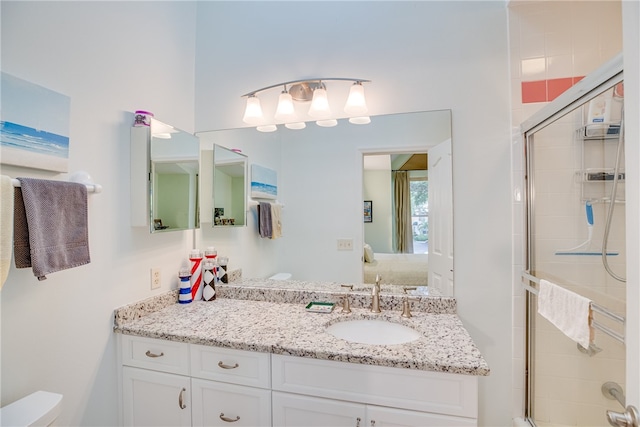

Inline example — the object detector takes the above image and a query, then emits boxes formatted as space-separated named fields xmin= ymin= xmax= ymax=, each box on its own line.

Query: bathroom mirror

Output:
xmin=197 ymin=110 xmax=453 ymax=295
xmin=212 ymin=144 xmax=248 ymax=226
xmin=149 ymin=119 xmax=200 ymax=233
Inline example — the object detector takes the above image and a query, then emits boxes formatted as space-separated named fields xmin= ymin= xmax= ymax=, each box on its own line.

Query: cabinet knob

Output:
xmin=218 ymin=361 xmax=239 ymax=369
xmin=145 ymin=350 xmax=164 ymax=358
xmin=219 ymin=413 xmax=241 ymax=423
xmin=178 ymin=387 xmax=187 ymax=409
xmin=356 ymin=417 xmax=361 ymax=427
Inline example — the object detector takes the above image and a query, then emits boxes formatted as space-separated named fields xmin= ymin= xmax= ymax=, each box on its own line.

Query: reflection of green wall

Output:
xmin=231 ymin=176 xmax=244 ymax=225
xmin=157 ymin=174 xmax=190 ymax=229
xmin=214 ymin=169 xmax=245 ymax=225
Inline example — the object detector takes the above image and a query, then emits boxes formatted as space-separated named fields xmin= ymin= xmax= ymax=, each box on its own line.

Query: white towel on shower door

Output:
xmin=538 ymin=279 xmax=593 ymax=349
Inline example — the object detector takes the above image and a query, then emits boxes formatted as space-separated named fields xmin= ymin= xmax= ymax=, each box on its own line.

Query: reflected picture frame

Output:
xmin=364 ymin=200 xmax=373 ymax=223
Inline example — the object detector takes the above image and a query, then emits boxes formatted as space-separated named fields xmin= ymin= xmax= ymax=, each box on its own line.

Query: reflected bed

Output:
xmin=364 ymin=253 xmax=428 ymax=286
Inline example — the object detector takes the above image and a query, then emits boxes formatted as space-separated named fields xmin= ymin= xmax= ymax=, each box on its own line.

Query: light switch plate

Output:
xmin=337 ymin=238 xmax=353 ymax=251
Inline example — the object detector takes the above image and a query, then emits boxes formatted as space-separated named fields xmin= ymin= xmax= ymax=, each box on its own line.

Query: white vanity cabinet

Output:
xmin=119 ymin=336 xmax=479 ymax=427
xmin=120 ymin=335 xmax=191 ymax=427
xmin=190 ymin=344 xmax=272 ymax=427
xmin=119 ymin=335 xmax=272 ymax=427
xmin=271 ymin=354 xmax=478 ymax=427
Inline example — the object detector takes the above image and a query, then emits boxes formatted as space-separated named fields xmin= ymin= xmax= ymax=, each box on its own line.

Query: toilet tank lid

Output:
xmin=0 ymin=391 xmax=63 ymax=426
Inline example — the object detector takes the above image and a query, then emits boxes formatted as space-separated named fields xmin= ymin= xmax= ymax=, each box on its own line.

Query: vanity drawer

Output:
xmin=120 ymin=335 xmax=190 ymax=375
xmin=271 ymin=354 xmax=478 ymax=418
xmin=190 ymin=344 xmax=271 ymax=389
xmin=191 ymin=378 xmax=271 ymax=427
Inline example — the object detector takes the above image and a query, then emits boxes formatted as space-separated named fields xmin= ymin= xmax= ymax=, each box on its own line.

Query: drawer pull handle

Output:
xmin=356 ymin=417 xmax=361 ymax=427
xmin=217 ymin=361 xmax=239 ymax=369
xmin=178 ymin=388 xmax=186 ymax=409
xmin=219 ymin=413 xmax=240 ymax=423
xmin=145 ymin=350 xmax=164 ymax=358
xmin=370 ymin=421 xmax=376 ymax=427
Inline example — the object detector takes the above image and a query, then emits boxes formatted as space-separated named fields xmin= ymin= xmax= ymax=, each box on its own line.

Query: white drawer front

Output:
xmin=271 ymin=355 xmax=478 ymax=419
xmin=367 ymin=404 xmax=477 ymax=426
xmin=190 ymin=344 xmax=271 ymax=388
xmin=191 ymin=378 xmax=271 ymax=427
xmin=121 ymin=335 xmax=190 ymax=375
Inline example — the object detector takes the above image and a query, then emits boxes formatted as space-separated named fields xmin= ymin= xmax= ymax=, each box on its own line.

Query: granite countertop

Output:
xmin=114 ymin=289 xmax=489 ymax=376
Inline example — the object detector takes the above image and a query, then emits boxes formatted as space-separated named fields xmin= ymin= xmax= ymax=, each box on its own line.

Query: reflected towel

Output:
xmin=14 ymin=178 xmax=90 ymax=280
xmin=258 ymin=202 xmax=272 ymax=238
xmin=538 ymin=279 xmax=593 ymax=348
xmin=1 ymin=176 xmax=14 ymax=289
xmin=271 ymin=203 xmax=282 ymax=239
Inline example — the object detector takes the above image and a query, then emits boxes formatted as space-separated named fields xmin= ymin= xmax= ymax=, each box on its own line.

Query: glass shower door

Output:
xmin=523 ymin=71 xmax=629 ymax=425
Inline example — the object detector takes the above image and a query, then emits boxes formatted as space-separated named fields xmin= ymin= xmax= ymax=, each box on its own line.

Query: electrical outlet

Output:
xmin=151 ymin=268 xmax=161 ymax=290
xmin=337 ymin=239 xmax=354 ymax=251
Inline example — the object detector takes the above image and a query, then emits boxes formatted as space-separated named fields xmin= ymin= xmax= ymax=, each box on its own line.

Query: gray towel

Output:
xmin=14 ymin=178 xmax=90 ymax=280
xmin=258 ymin=202 xmax=272 ymax=238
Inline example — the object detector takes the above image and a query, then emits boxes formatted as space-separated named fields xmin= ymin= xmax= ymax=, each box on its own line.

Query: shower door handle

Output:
xmin=607 ymin=405 xmax=639 ymax=427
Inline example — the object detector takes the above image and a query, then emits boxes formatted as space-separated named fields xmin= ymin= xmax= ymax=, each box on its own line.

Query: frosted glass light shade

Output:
xmin=349 ymin=116 xmax=371 ymax=125
xmin=274 ymin=91 xmax=296 ymax=122
xmin=256 ymin=124 xmax=277 ymax=132
xmin=285 ymin=122 xmax=306 ymax=130
xmin=242 ymin=96 xmax=263 ymax=125
xmin=316 ymin=119 xmax=338 ymax=127
xmin=344 ymin=82 xmax=368 ymax=115
xmin=308 ymin=87 xmax=331 ymax=119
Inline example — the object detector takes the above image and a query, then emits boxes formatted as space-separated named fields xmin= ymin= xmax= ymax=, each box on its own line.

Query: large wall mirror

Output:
xmin=196 ymin=110 xmax=452 ymax=295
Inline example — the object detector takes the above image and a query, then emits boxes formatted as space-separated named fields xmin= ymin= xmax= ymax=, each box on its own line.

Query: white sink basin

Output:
xmin=326 ymin=319 xmax=421 ymax=345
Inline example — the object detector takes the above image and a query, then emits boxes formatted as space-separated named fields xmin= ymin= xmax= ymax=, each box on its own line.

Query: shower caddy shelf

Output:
xmin=576 ymin=122 xmax=625 ymax=204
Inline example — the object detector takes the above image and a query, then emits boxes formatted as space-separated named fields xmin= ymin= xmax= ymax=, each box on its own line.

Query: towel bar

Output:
xmin=10 ymin=178 xmax=102 ymax=193
xmin=521 ymin=272 xmax=625 ymax=345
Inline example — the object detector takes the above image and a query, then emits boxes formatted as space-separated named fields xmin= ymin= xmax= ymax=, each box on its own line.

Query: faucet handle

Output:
xmin=341 ymin=285 xmax=353 ymax=313
xmin=401 ymin=297 xmax=417 ymax=318
xmin=403 ymin=286 xmax=417 ymax=294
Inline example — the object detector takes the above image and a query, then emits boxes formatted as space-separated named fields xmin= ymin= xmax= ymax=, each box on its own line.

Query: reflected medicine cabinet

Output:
xmin=131 ymin=119 xmax=200 ymax=233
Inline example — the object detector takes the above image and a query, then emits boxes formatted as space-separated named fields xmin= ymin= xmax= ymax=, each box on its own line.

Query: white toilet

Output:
xmin=0 ymin=391 xmax=62 ymax=426
xmin=268 ymin=273 xmax=292 ymax=281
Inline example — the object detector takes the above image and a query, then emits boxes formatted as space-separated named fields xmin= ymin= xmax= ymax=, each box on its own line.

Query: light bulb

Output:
xmin=285 ymin=122 xmax=306 ymax=130
xmin=274 ymin=91 xmax=296 ymax=122
xmin=349 ymin=116 xmax=371 ymax=125
xmin=316 ymin=119 xmax=338 ymax=127
xmin=308 ymin=86 xmax=331 ymax=119
xmin=344 ymin=82 xmax=368 ymax=115
xmin=256 ymin=124 xmax=277 ymax=132
xmin=242 ymin=95 xmax=263 ymax=125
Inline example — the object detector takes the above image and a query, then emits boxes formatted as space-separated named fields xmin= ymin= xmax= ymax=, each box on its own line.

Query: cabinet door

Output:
xmin=191 ymin=378 xmax=271 ymax=427
xmin=366 ymin=405 xmax=476 ymax=427
xmin=272 ymin=391 xmax=365 ymax=427
xmin=122 ymin=366 xmax=191 ymax=427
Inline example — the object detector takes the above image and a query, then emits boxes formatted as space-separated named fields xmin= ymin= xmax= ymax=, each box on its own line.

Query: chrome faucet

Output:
xmin=371 ymin=274 xmax=382 ymax=313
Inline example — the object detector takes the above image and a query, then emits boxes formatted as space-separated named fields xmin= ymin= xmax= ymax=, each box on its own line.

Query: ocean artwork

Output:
xmin=251 ymin=164 xmax=277 ymax=200
xmin=0 ymin=72 xmax=70 ymax=172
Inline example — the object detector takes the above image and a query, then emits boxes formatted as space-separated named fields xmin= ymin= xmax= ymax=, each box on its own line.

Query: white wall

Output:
xmin=0 ymin=2 xmax=197 ymax=425
xmin=194 ymin=2 xmax=513 ymax=425
xmin=1 ymin=2 xmax=516 ymax=425
xmin=364 ymin=169 xmax=393 ymax=253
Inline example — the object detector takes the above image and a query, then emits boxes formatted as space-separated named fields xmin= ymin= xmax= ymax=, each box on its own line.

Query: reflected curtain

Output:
xmin=393 ymin=171 xmax=413 ymax=253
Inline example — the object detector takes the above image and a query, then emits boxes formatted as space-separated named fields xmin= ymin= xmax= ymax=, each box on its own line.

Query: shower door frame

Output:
xmin=521 ymin=53 xmax=634 ymax=425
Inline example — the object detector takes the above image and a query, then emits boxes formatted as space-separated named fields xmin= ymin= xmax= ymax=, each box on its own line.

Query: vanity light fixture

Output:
xmin=241 ymin=78 xmax=370 ymax=132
